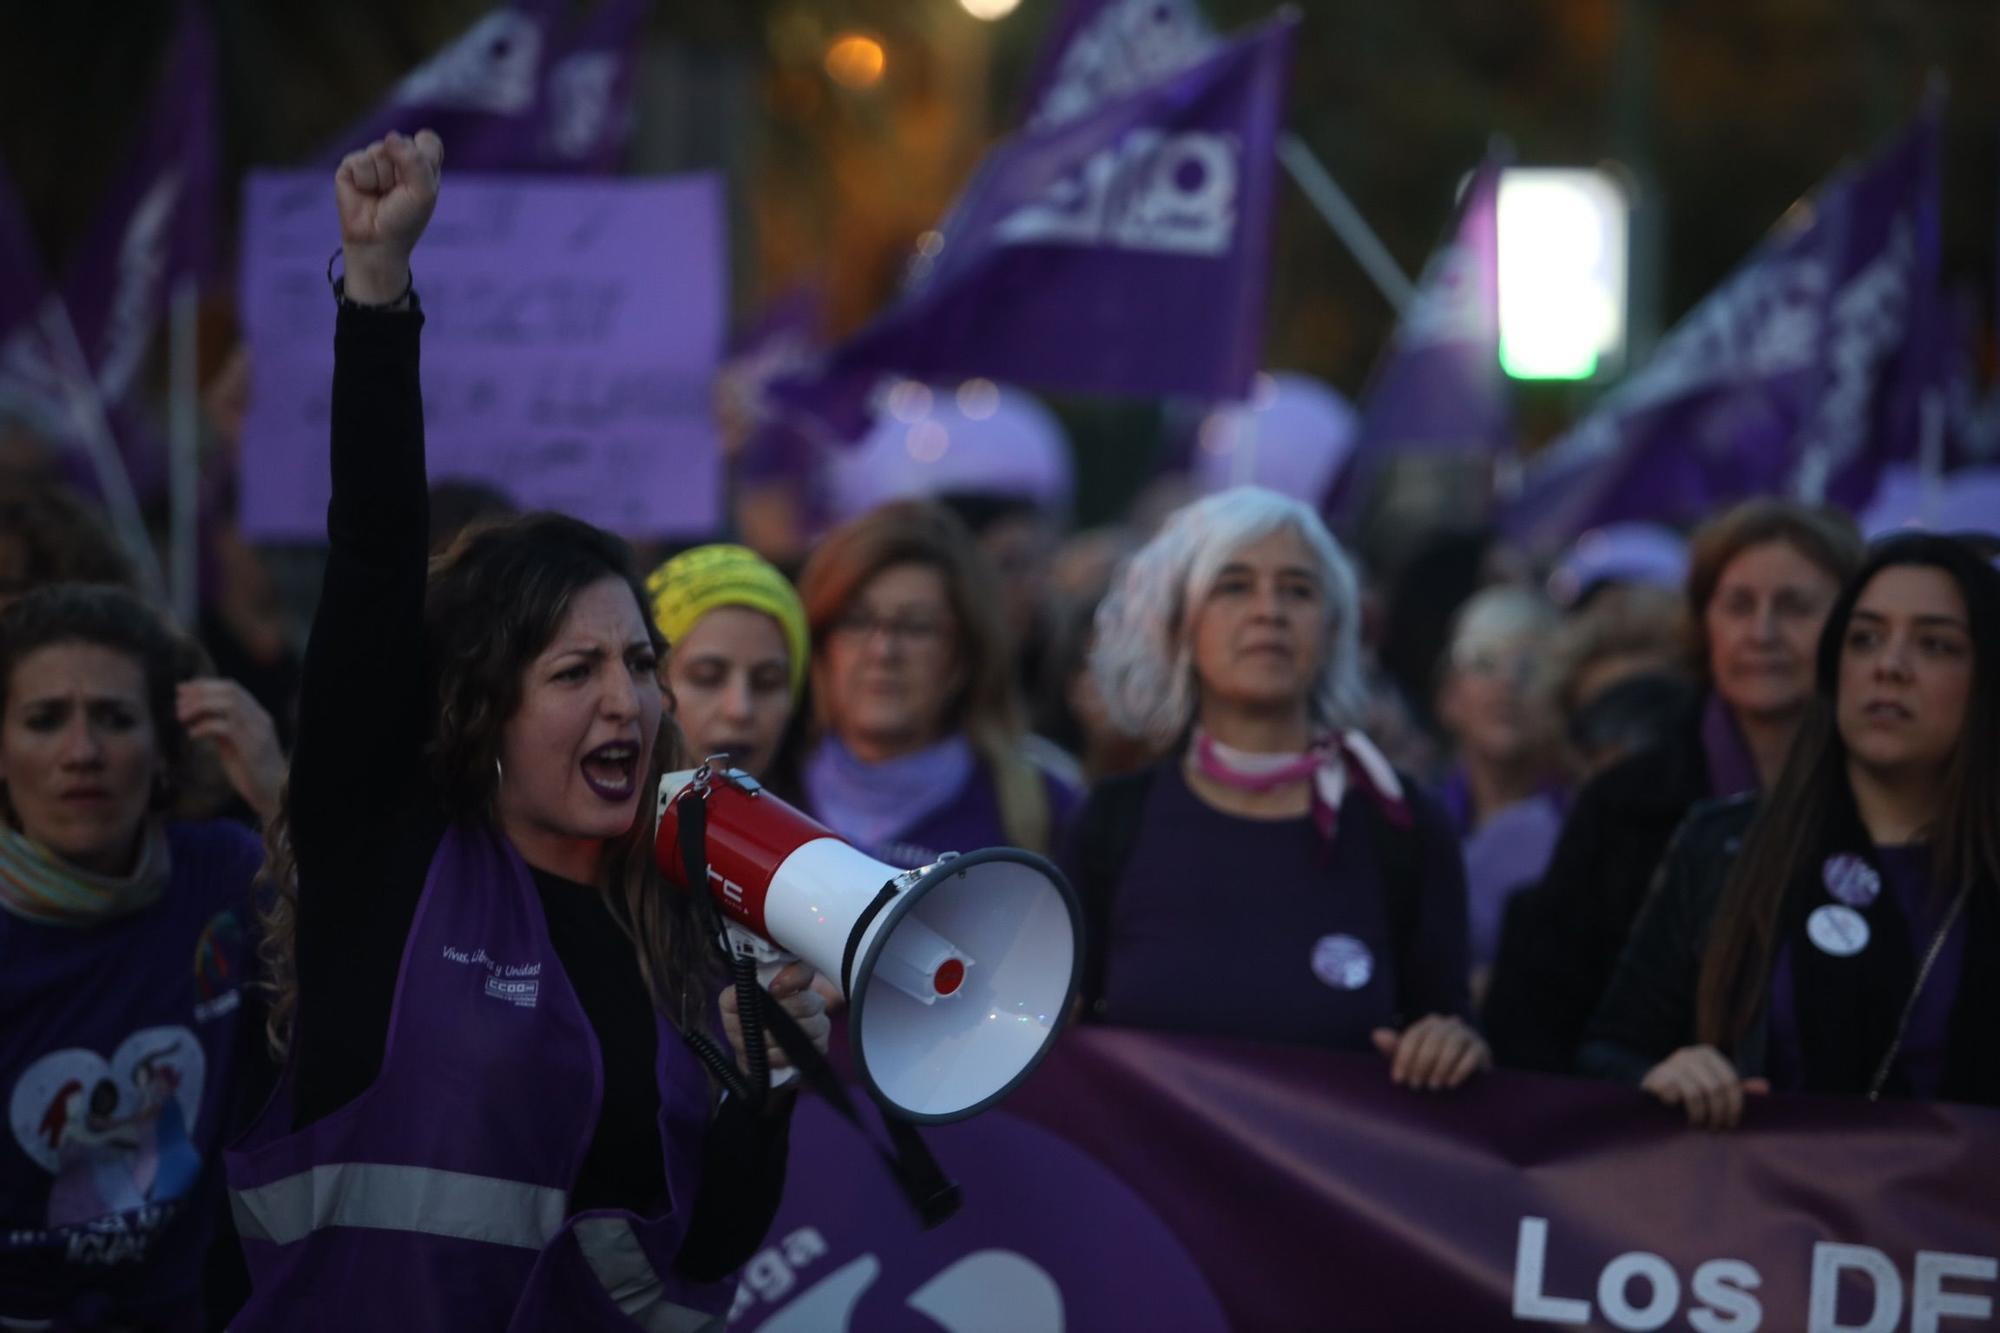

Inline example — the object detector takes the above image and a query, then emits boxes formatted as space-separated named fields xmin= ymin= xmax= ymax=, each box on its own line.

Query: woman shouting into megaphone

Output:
xmin=227 ymin=130 xmax=828 ymax=1331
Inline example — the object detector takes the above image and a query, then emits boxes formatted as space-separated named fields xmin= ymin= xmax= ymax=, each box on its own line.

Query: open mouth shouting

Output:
xmin=581 ymin=740 xmax=642 ymax=802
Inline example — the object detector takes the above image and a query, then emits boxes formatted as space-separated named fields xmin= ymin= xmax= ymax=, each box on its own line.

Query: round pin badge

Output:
xmin=1311 ymin=934 xmax=1374 ymax=991
xmin=1807 ymin=904 xmax=1871 ymax=958
xmin=1821 ymin=853 xmax=1881 ymax=908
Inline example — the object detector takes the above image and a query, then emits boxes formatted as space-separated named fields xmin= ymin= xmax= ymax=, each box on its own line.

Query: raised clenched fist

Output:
xmin=334 ymin=129 xmax=443 ymax=304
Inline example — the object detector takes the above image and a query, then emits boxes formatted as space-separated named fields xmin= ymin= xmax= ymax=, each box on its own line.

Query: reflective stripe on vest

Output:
xmin=232 ymin=1168 xmax=721 ymax=1331
xmin=230 ymin=1163 xmax=567 ymax=1251
xmin=574 ymin=1217 xmax=724 ymax=1333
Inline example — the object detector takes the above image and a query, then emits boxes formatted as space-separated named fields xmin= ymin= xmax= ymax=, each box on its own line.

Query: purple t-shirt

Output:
xmin=1437 ymin=770 xmax=1565 ymax=971
xmin=1093 ymin=765 xmax=1469 ymax=1051
xmin=0 ymin=820 xmax=264 ymax=1326
xmin=1765 ymin=845 xmax=1965 ymax=1098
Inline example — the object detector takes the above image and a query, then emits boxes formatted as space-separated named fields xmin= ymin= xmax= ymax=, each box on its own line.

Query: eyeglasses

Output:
xmin=831 ymin=608 xmax=952 ymax=646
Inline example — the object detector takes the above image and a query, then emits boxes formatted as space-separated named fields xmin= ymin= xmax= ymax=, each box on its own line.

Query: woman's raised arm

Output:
xmin=289 ymin=131 xmax=443 ymax=869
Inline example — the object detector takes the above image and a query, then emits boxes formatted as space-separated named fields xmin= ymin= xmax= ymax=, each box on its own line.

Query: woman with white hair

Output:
xmin=1067 ymin=488 xmax=1485 ymax=1088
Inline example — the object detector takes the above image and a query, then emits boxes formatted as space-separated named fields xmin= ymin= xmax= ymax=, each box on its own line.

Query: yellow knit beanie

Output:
xmin=644 ymin=545 xmax=810 ymax=698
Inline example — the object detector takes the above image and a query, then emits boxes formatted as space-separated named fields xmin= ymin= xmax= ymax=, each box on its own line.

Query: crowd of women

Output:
xmin=3 ymin=129 xmax=1997 ymax=1329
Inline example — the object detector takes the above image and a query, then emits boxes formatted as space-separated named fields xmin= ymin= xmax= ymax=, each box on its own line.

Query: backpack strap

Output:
xmin=1346 ymin=783 xmax=1427 ymax=1024
xmin=1070 ymin=767 xmax=1158 ymax=1017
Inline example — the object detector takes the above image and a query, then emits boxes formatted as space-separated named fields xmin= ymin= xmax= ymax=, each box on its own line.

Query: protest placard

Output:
xmin=239 ymin=171 xmax=724 ymax=540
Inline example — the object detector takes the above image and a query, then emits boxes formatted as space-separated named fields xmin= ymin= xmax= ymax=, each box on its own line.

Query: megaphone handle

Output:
xmin=728 ymin=952 xmax=774 ymax=1098
xmin=753 ymin=990 xmax=964 ymax=1230
xmin=678 ymin=785 xmax=776 ymax=1101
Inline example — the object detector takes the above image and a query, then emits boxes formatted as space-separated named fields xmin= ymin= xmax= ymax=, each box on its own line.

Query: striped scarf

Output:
xmin=0 ymin=822 xmax=171 ymax=925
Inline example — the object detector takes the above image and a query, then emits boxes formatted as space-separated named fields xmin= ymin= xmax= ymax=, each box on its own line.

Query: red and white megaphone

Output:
xmin=655 ymin=766 xmax=1081 ymax=1123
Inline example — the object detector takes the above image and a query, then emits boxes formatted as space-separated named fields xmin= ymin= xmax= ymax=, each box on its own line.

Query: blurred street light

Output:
xmin=1497 ymin=167 xmax=1629 ymax=381
xmin=959 ymin=0 xmax=1024 ymax=18
xmin=824 ymin=33 xmax=886 ymax=90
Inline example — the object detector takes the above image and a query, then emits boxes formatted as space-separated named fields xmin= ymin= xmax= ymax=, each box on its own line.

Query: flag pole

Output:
xmin=168 ymin=276 xmax=200 ymax=625
xmin=1917 ymin=387 xmax=1945 ymax=526
xmin=1278 ymin=133 xmax=1415 ymax=314
xmin=42 ymin=301 xmax=168 ymax=602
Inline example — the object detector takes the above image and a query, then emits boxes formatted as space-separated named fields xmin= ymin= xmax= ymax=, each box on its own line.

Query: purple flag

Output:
xmin=719 ymin=287 xmax=824 ymax=439
xmin=1504 ymin=105 xmax=1942 ymax=550
xmin=0 ymin=0 xmax=214 ymax=501
xmin=56 ymin=0 xmax=217 ymax=412
xmin=0 ymin=163 xmax=46 ymax=346
xmin=1331 ymin=150 xmax=1509 ymax=515
xmin=775 ymin=14 xmax=1296 ymax=440
xmin=0 ymin=168 xmax=82 ymax=456
xmin=1022 ymin=0 xmax=1219 ymax=131
xmin=318 ymin=0 xmax=647 ymax=174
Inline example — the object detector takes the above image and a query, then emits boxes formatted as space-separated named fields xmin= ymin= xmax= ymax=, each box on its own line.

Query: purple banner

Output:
xmin=743 ymin=1028 xmax=2000 ymax=1330
xmin=317 ymin=0 xmax=647 ymax=174
xmin=1504 ymin=107 xmax=1941 ymax=550
xmin=237 ymin=171 xmax=725 ymax=540
xmin=776 ymin=15 xmax=1296 ymax=440
xmin=1332 ymin=150 xmax=1510 ymax=516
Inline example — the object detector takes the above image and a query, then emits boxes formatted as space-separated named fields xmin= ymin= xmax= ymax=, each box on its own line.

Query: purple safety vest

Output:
xmin=224 ymin=825 xmax=732 ymax=1331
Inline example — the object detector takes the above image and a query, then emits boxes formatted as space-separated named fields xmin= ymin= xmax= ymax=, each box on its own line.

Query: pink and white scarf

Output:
xmin=1192 ymin=728 xmax=1411 ymax=841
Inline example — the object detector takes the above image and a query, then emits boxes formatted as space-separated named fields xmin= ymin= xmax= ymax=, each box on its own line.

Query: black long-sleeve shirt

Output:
xmin=287 ymin=301 xmax=787 ymax=1281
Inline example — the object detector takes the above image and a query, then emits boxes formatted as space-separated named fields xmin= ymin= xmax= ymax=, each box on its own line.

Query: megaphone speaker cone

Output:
xmin=850 ymin=847 xmax=1081 ymax=1124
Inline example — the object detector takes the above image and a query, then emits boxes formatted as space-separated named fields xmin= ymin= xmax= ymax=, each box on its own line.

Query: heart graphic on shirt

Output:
xmin=8 ymin=1027 xmax=205 ymax=1177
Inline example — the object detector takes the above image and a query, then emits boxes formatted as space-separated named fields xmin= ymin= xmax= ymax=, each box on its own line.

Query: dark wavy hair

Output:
xmin=0 ymin=583 xmax=216 ymax=821
xmin=261 ymin=514 xmax=715 ymax=1055
xmin=1696 ymin=532 xmax=2000 ymax=1046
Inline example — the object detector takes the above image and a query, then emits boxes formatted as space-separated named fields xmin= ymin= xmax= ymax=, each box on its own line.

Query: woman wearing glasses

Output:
xmin=794 ymin=501 xmax=1080 ymax=868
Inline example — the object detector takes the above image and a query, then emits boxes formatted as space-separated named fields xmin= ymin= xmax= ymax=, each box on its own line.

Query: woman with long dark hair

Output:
xmin=226 ymin=132 xmax=826 ymax=1330
xmin=1581 ymin=533 xmax=2000 ymax=1125
xmin=1484 ymin=501 xmax=1863 ymax=1071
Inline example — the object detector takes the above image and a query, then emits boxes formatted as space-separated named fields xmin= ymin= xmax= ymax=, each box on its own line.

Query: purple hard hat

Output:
xmin=1191 ymin=372 xmax=1359 ymax=504
xmin=1547 ymin=522 xmax=1689 ymax=609
xmin=823 ymin=378 xmax=1073 ymax=522
xmin=1862 ymin=464 xmax=2000 ymax=541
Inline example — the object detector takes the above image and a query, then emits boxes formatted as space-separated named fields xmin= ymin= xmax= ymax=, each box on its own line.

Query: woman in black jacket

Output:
xmin=1483 ymin=501 xmax=1863 ymax=1071
xmin=1581 ymin=534 xmax=2000 ymax=1126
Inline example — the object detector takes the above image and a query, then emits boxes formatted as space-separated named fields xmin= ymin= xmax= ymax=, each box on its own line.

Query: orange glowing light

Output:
xmin=824 ymin=34 xmax=886 ymax=90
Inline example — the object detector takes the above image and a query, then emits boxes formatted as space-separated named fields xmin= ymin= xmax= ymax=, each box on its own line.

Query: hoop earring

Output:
xmin=494 ymin=757 xmax=505 ymax=789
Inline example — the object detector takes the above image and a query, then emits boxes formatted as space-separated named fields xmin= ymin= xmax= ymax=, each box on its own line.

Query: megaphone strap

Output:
xmin=839 ymin=881 xmax=903 ymax=998
xmin=754 ymin=990 xmax=963 ymax=1231
xmin=677 ymin=788 xmax=774 ymax=1098
xmin=671 ymin=771 xmax=963 ymax=1231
